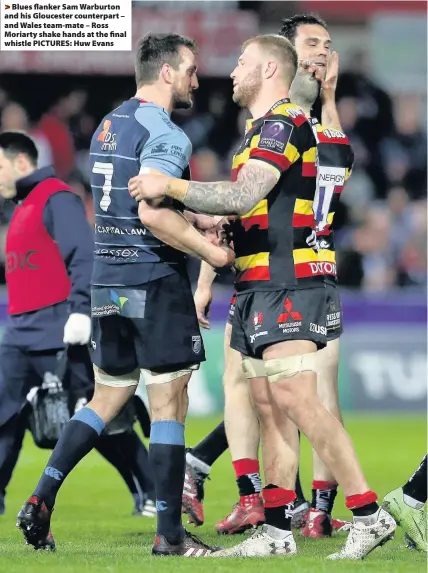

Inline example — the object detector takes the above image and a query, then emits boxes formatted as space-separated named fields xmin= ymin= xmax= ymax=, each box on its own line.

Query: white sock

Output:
xmin=264 ymin=524 xmax=292 ymax=539
xmin=403 ymin=493 xmax=424 ymax=510
xmin=353 ymin=508 xmax=380 ymax=526
xmin=186 ymin=452 xmax=211 ymax=476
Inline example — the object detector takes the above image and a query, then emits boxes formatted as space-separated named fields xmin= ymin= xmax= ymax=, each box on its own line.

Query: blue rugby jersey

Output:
xmin=90 ymin=98 xmax=192 ymax=287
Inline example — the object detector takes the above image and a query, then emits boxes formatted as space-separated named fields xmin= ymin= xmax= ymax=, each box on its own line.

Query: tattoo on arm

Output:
xmin=184 ymin=162 xmax=278 ymax=216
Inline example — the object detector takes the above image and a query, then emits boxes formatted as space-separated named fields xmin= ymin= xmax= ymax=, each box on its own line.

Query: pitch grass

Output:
xmin=0 ymin=415 xmax=426 ymax=573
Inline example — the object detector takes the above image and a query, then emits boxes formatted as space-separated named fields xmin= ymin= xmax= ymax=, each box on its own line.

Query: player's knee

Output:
xmin=248 ymin=386 xmax=271 ymax=423
xmin=143 ymin=367 xmax=194 ymax=386
xmin=93 ymin=365 xmax=140 ymax=388
xmin=253 ymin=398 xmax=272 ymax=423
xmin=222 ymin=362 xmax=246 ymax=391
xmin=264 ymin=353 xmax=317 ymax=384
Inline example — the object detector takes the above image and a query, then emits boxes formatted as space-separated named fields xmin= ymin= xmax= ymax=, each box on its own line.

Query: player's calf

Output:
xmin=146 ymin=370 xmax=214 ymax=549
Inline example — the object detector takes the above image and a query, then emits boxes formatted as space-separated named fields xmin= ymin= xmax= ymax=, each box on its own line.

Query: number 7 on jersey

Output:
xmin=92 ymin=161 xmax=114 ymax=212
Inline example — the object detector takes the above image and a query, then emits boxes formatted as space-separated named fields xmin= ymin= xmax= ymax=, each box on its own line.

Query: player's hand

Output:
xmin=319 ymin=51 xmax=339 ymax=102
xmin=194 ymin=287 xmax=213 ymax=329
xmin=184 ymin=212 xmax=216 ymax=231
xmin=128 ymin=173 xmax=169 ymax=202
xmin=299 ymin=59 xmax=319 ymax=76
xmin=216 ymin=217 xmax=234 ymax=244
xmin=63 ymin=313 xmax=91 ymax=345
xmin=184 ymin=212 xmax=219 ymax=245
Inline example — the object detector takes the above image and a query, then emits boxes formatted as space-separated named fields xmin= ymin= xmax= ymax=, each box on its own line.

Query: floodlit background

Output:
xmin=0 ymin=0 xmax=425 ymax=415
xmin=0 ymin=6 xmax=426 ymax=570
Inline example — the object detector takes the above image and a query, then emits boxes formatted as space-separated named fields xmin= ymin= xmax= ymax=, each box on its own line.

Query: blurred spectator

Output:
xmin=396 ymin=198 xmax=427 ymax=287
xmin=37 ymin=91 xmax=80 ymax=180
xmin=68 ymin=176 xmax=94 ymax=227
xmin=337 ymin=50 xmax=394 ymax=195
xmin=1 ymin=102 xmax=52 ymax=168
xmin=190 ymin=148 xmax=225 ymax=182
xmin=380 ymin=94 xmax=427 ymax=200
xmin=352 ymin=209 xmax=397 ymax=292
xmin=337 ymin=50 xmax=394 ymax=144
xmin=179 ymin=91 xmax=229 ymax=154
xmin=337 ymin=97 xmax=376 ymax=213
xmin=67 ymin=91 xmax=95 ymax=182
xmin=387 ymin=186 xmax=414 ymax=258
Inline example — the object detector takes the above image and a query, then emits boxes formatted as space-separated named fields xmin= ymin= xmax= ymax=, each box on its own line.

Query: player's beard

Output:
xmin=233 ymin=65 xmax=263 ymax=108
xmin=172 ymin=85 xmax=193 ymax=110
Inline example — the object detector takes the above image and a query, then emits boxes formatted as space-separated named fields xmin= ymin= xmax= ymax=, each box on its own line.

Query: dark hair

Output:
xmin=135 ymin=33 xmax=197 ymax=86
xmin=279 ymin=13 xmax=328 ymax=44
xmin=0 ymin=131 xmax=38 ymax=166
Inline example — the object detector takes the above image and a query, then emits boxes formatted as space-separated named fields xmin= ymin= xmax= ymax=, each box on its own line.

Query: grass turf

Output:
xmin=0 ymin=414 xmax=426 ymax=573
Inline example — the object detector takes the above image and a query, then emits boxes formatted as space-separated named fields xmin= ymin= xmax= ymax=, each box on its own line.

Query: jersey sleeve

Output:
xmin=249 ymin=116 xmax=300 ymax=175
xmin=135 ymin=106 xmax=192 ymax=177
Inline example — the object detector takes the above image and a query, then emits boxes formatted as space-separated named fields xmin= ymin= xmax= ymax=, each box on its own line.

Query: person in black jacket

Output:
xmin=0 ymin=132 xmax=154 ymax=522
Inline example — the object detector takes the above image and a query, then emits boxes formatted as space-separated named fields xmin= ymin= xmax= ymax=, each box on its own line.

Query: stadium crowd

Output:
xmin=0 ymin=53 xmax=426 ymax=291
xmin=0 ymin=0 xmax=425 ymax=557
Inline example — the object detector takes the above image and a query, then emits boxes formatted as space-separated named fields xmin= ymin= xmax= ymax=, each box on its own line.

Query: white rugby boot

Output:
xmin=327 ymin=507 xmax=396 ymax=560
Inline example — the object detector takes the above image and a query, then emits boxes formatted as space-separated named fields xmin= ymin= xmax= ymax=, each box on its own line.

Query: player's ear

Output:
xmin=160 ymin=63 xmax=174 ymax=86
xmin=264 ymin=60 xmax=277 ymax=80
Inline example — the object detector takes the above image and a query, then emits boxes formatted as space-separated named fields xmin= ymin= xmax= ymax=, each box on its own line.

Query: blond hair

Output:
xmin=242 ymin=34 xmax=298 ymax=82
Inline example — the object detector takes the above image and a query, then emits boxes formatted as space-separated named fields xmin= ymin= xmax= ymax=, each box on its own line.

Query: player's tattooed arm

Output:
xmin=128 ymin=161 xmax=279 ymax=215
xmin=168 ymin=160 xmax=279 ymax=216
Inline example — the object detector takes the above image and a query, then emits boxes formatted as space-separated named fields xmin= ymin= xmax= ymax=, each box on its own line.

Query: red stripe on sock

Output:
xmin=232 ymin=458 xmax=259 ymax=478
xmin=313 ymin=480 xmax=338 ymax=490
xmin=263 ymin=487 xmax=296 ymax=508
xmin=346 ymin=490 xmax=378 ymax=509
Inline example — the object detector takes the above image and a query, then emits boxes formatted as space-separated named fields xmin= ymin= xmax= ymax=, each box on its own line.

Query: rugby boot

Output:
xmin=382 ymin=487 xmax=427 ymax=551
xmin=16 ymin=496 xmax=55 ymax=551
xmin=327 ymin=508 xmax=396 ymax=559
xmin=133 ymin=498 xmax=156 ymax=518
xmin=332 ymin=517 xmax=352 ymax=532
xmin=291 ymin=498 xmax=310 ymax=529
xmin=211 ymin=524 xmax=296 ymax=557
xmin=152 ymin=529 xmax=220 ymax=556
xmin=301 ymin=509 xmax=332 ymax=537
xmin=216 ymin=494 xmax=265 ymax=535
xmin=182 ymin=460 xmax=208 ymax=526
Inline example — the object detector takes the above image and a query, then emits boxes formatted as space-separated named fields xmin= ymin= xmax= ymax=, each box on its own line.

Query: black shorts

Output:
xmin=230 ymin=286 xmax=327 ymax=358
xmin=325 ymin=282 xmax=343 ymax=342
xmin=91 ymin=272 xmax=205 ymax=376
